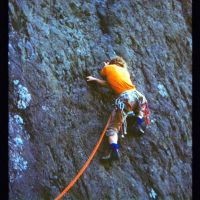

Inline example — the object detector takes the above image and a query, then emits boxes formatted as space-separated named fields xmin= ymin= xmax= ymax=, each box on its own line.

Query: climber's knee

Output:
xmin=106 ymin=128 xmax=118 ymax=137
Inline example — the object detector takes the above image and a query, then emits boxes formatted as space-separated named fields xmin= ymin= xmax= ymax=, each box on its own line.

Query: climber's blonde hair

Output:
xmin=109 ymin=56 xmax=128 ymax=69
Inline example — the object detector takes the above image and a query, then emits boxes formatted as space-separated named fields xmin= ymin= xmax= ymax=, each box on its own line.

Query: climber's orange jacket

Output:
xmin=100 ymin=64 xmax=135 ymax=95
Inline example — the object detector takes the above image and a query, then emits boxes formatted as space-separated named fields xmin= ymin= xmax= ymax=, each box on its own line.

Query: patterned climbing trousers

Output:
xmin=106 ymin=89 xmax=147 ymax=137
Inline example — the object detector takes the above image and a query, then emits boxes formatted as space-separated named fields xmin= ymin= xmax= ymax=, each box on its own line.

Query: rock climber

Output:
xmin=86 ymin=56 xmax=150 ymax=162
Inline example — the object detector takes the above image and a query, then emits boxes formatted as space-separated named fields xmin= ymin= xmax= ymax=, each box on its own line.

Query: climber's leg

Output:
xmin=101 ymin=109 xmax=121 ymax=161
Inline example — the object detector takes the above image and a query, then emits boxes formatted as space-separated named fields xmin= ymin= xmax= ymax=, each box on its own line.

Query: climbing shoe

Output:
xmin=135 ymin=125 xmax=145 ymax=134
xmin=101 ymin=149 xmax=120 ymax=162
xmin=101 ymin=143 xmax=120 ymax=162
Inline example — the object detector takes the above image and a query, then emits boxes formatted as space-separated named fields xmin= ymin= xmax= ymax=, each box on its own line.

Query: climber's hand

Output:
xmin=104 ymin=61 xmax=109 ymax=66
xmin=86 ymin=76 xmax=107 ymax=86
xmin=86 ymin=76 xmax=97 ymax=82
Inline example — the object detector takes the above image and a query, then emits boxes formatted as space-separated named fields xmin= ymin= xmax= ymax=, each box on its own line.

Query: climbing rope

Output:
xmin=54 ymin=114 xmax=112 ymax=200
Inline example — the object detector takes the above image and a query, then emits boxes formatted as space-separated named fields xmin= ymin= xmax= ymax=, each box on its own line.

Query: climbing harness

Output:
xmin=54 ymin=114 xmax=112 ymax=200
xmin=115 ymin=89 xmax=150 ymax=137
xmin=118 ymin=108 xmax=134 ymax=138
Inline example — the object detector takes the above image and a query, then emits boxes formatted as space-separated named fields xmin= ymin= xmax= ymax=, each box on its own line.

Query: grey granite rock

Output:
xmin=9 ymin=0 xmax=192 ymax=199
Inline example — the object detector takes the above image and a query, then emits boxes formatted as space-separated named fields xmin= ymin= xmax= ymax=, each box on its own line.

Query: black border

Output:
xmin=0 ymin=1 xmax=197 ymax=200
xmin=193 ymin=0 xmax=200 ymax=200
xmin=0 ymin=0 xmax=8 ymax=199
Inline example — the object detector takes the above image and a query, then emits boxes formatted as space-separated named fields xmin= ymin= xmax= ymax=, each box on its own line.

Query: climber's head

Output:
xmin=109 ymin=56 xmax=127 ymax=69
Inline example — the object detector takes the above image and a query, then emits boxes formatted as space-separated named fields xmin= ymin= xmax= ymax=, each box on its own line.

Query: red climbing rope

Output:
xmin=54 ymin=114 xmax=111 ymax=200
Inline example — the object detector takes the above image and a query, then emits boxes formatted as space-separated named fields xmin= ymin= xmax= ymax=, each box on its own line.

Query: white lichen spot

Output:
xmin=42 ymin=105 xmax=49 ymax=111
xmin=9 ymin=113 xmax=30 ymax=182
xmin=14 ymin=114 xmax=23 ymax=125
xmin=14 ymin=136 xmax=23 ymax=146
xmin=16 ymin=83 xmax=31 ymax=109
xmin=158 ymin=84 xmax=168 ymax=97
xmin=13 ymin=80 xmax=19 ymax=85
xmin=24 ymin=133 xmax=30 ymax=140
xmin=10 ymin=153 xmax=28 ymax=172
xmin=149 ymin=188 xmax=157 ymax=199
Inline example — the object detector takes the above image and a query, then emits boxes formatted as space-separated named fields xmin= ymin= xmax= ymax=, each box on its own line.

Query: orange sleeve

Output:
xmin=100 ymin=66 xmax=107 ymax=76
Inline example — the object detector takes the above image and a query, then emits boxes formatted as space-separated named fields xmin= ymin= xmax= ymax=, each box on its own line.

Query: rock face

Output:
xmin=9 ymin=0 xmax=192 ymax=199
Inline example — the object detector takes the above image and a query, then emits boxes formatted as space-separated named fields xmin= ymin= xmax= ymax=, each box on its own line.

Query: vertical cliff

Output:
xmin=9 ymin=0 xmax=192 ymax=199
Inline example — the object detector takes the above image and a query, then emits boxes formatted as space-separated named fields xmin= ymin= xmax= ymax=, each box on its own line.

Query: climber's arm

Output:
xmin=86 ymin=76 xmax=108 ymax=87
xmin=86 ymin=61 xmax=110 ymax=87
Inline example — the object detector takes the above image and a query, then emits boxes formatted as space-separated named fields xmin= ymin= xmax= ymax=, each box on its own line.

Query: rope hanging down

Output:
xmin=54 ymin=114 xmax=112 ymax=200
